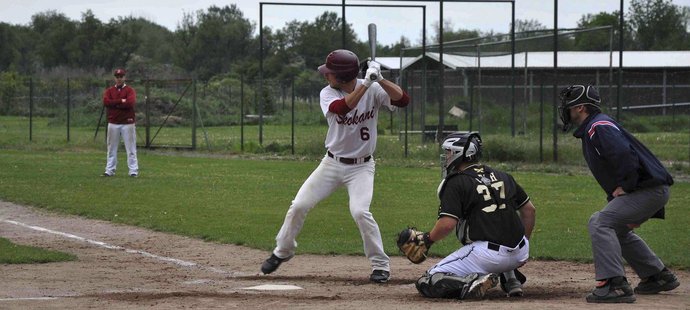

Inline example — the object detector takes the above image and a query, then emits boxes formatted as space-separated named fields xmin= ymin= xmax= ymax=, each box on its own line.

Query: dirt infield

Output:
xmin=1 ymin=201 xmax=688 ymax=309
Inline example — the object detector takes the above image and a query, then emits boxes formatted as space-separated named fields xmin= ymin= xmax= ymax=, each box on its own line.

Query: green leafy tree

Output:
xmin=0 ymin=23 xmax=20 ymax=71
xmin=130 ymin=18 xmax=175 ymax=65
xmin=628 ymin=0 xmax=690 ymax=50
xmin=291 ymin=12 xmax=364 ymax=72
xmin=10 ymin=26 xmax=39 ymax=74
xmin=69 ymin=10 xmax=106 ymax=69
xmin=381 ymin=36 xmax=412 ymax=57
xmin=432 ymin=19 xmax=481 ymax=45
xmin=96 ymin=17 xmax=143 ymax=72
xmin=31 ymin=11 xmax=77 ymax=68
xmin=262 ymin=11 xmax=364 ymax=93
xmin=173 ymin=5 xmax=255 ymax=80
xmin=509 ymin=19 xmax=552 ymax=52
xmin=574 ymin=12 xmax=627 ymax=51
xmin=0 ymin=71 xmax=22 ymax=114
xmin=513 ymin=19 xmax=548 ymax=38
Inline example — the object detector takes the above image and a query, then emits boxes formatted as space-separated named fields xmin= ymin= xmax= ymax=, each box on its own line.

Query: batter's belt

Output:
xmin=327 ymin=151 xmax=372 ymax=165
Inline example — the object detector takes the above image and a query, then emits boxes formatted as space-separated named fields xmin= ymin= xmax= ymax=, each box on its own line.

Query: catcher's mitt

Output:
xmin=396 ymin=227 xmax=433 ymax=264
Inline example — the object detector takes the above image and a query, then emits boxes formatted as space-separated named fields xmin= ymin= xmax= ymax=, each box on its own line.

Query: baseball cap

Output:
xmin=114 ymin=68 xmax=126 ymax=76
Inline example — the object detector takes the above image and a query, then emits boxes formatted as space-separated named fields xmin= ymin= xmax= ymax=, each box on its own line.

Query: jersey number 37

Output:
xmin=476 ymin=181 xmax=506 ymax=213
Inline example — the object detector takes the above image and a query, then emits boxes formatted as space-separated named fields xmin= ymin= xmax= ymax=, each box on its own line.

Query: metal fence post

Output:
xmin=145 ymin=81 xmax=151 ymax=148
xmin=192 ymin=80 xmax=197 ymax=150
xmin=291 ymin=78 xmax=295 ymax=155
xmin=540 ymin=83 xmax=544 ymax=163
xmin=240 ymin=75 xmax=244 ymax=151
xmin=67 ymin=78 xmax=71 ymax=142
xmin=469 ymin=78 xmax=474 ymax=132
xmin=29 ymin=77 xmax=33 ymax=142
xmin=94 ymin=83 xmax=105 ymax=143
xmin=410 ymin=70 xmax=415 ymax=132
xmin=402 ymin=69 xmax=408 ymax=157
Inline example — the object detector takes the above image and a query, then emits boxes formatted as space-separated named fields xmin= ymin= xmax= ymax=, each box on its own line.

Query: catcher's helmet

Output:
xmin=441 ymin=131 xmax=482 ymax=176
xmin=558 ymin=84 xmax=601 ymax=131
xmin=317 ymin=49 xmax=360 ymax=83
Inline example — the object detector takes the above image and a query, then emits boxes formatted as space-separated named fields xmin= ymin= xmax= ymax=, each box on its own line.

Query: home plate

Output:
xmin=242 ymin=284 xmax=303 ymax=291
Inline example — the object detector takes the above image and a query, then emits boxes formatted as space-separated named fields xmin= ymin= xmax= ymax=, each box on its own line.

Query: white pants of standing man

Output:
xmin=105 ymin=123 xmax=139 ymax=176
xmin=273 ymin=155 xmax=390 ymax=272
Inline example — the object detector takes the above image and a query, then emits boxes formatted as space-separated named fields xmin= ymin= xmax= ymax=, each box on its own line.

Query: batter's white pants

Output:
xmin=273 ymin=155 xmax=390 ymax=272
xmin=428 ymin=238 xmax=529 ymax=277
xmin=105 ymin=123 xmax=139 ymax=176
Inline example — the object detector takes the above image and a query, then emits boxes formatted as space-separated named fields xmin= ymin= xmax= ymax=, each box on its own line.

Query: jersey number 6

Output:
xmin=360 ymin=127 xmax=370 ymax=141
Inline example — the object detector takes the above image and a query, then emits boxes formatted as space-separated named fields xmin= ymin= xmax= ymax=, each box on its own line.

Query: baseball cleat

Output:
xmin=465 ymin=273 xmax=499 ymax=299
xmin=261 ymin=253 xmax=293 ymax=274
xmin=502 ymin=278 xmax=524 ymax=297
xmin=634 ymin=268 xmax=680 ymax=294
xmin=369 ymin=270 xmax=390 ymax=283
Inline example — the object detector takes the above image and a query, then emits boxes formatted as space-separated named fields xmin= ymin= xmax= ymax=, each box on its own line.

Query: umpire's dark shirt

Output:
xmin=573 ymin=112 xmax=673 ymax=205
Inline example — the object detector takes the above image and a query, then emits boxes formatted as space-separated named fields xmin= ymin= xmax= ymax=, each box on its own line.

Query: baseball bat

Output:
xmin=368 ymin=23 xmax=378 ymax=81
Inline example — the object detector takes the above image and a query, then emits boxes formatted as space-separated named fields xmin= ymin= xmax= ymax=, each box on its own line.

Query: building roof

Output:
xmin=379 ymin=51 xmax=690 ymax=70
xmin=375 ymin=57 xmax=418 ymax=70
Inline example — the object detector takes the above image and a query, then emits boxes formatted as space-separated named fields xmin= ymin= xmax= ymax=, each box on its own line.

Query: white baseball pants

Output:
xmin=428 ymin=238 xmax=529 ymax=276
xmin=273 ymin=155 xmax=390 ymax=272
xmin=105 ymin=123 xmax=139 ymax=176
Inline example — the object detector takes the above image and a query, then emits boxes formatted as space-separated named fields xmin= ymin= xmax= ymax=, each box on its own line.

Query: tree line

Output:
xmin=0 ymin=0 xmax=688 ymax=83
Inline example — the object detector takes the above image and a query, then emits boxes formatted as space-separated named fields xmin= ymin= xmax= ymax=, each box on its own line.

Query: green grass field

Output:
xmin=0 ymin=149 xmax=688 ymax=268
xmin=0 ymin=237 xmax=76 ymax=264
xmin=2 ymin=115 xmax=689 ymax=171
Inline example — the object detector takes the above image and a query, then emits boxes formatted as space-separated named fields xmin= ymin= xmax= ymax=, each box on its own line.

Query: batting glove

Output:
xmin=363 ymin=68 xmax=378 ymax=87
xmin=368 ymin=60 xmax=381 ymax=71
xmin=368 ymin=61 xmax=384 ymax=82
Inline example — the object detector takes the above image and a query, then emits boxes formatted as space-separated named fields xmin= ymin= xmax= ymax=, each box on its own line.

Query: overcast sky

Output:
xmin=3 ymin=0 xmax=690 ymax=46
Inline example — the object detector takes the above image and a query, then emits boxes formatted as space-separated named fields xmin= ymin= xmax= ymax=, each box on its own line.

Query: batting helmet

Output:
xmin=441 ymin=131 xmax=482 ymax=176
xmin=317 ymin=49 xmax=360 ymax=83
xmin=558 ymin=84 xmax=601 ymax=131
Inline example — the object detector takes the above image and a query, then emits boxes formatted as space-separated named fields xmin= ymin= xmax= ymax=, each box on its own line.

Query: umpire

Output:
xmin=559 ymin=84 xmax=679 ymax=303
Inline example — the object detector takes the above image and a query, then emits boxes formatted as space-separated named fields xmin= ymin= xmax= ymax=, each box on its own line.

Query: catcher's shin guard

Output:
xmin=415 ymin=272 xmax=479 ymax=299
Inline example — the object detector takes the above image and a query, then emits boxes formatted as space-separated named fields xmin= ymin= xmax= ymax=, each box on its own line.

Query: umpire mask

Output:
xmin=558 ymin=84 xmax=601 ymax=132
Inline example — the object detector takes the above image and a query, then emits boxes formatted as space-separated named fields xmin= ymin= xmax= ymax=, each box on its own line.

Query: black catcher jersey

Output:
xmin=438 ymin=164 xmax=530 ymax=247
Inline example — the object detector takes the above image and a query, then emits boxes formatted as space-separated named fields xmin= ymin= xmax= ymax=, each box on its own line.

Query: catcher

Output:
xmin=397 ymin=132 xmax=536 ymax=300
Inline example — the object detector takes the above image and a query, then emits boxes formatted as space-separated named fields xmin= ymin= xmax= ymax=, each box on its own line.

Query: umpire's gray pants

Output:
xmin=588 ymin=185 xmax=669 ymax=280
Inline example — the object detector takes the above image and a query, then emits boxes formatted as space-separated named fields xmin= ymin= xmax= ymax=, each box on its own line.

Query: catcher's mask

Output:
xmin=440 ymin=131 xmax=482 ymax=178
xmin=558 ymin=84 xmax=601 ymax=132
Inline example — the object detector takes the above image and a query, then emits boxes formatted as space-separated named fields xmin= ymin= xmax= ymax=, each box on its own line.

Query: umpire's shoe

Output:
xmin=370 ymin=270 xmax=390 ymax=283
xmin=261 ymin=253 xmax=293 ymax=274
xmin=634 ymin=268 xmax=680 ymax=294
xmin=586 ymin=276 xmax=636 ymax=303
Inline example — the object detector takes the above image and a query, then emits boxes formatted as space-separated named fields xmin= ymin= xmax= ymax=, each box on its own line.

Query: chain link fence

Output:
xmin=1 ymin=69 xmax=689 ymax=166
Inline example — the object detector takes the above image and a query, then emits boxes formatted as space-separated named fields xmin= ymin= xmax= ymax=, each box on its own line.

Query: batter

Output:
xmin=260 ymin=49 xmax=409 ymax=283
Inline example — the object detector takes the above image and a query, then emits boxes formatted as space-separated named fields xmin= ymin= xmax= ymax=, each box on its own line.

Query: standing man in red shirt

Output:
xmin=102 ymin=68 xmax=139 ymax=177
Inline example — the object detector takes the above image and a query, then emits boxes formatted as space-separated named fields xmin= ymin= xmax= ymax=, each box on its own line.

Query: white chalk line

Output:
xmin=1 ymin=219 xmax=246 ymax=278
xmin=0 ymin=297 xmax=58 ymax=301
